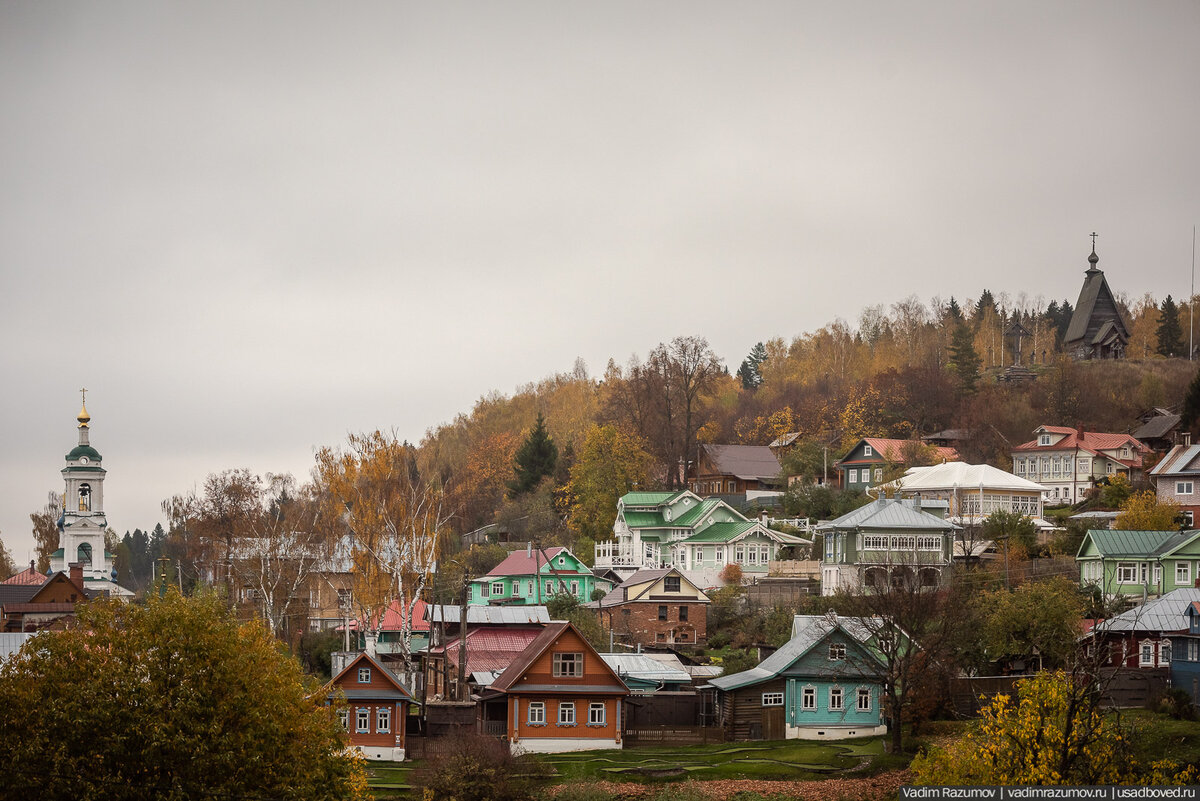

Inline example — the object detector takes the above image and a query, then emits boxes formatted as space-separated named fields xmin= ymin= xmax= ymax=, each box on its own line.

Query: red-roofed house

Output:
xmin=1012 ymin=426 xmax=1149 ymax=505
xmin=482 ymin=621 xmax=628 ymax=753
xmin=329 ymin=651 xmax=415 ymax=761
xmin=423 ymin=626 xmax=544 ymax=702
xmin=467 ymin=546 xmax=613 ymax=606
xmin=2 ymin=562 xmax=47 ymax=586
xmin=835 ymin=438 xmax=959 ymax=492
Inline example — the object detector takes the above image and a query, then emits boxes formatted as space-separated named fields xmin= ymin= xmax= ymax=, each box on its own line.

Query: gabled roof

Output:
xmin=1076 ymin=529 xmax=1198 ymax=559
xmin=428 ymin=627 xmax=544 ymax=673
xmin=357 ymin=598 xmax=432 ymax=632
xmin=696 ymin=444 xmax=781 ymax=481
xmin=487 ymin=621 xmax=627 ymax=694
xmin=1150 ymin=445 xmax=1200 ymax=478
xmin=837 ymin=438 xmax=959 ymax=466
xmin=895 ymin=462 xmax=1048 ymax=493
xmin=769 ymin=432 xmax=802 ymax=448
xmin=482 ymin=546 xmax=589 ymax=578
xmin=1013 ymin=427 xmax=1148 ymax=467
xmin=586 ymin=567 xmax=710 ymax=606
xmin=329 ymin=651 xmax=415 ymax=702
xmin=1095 ymin=589 xmax=1200 ymax=634
xmin=819 ymin=498 xmax=956 ymax=532
xmin=679 ymin=521 xmax=809 ymax=545
xmin=710 ymin=614 xmax=884 ymax=691
xmin=2 ymin=566 xmax=47 ymax=586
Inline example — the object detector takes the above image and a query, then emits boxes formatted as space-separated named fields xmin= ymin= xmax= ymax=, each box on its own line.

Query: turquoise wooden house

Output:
xmin=1076 ymin=529 xmax=1200 ymax=599
xmin=468 ymin=546 xmax=613 ymax=606
xmin=708 ymin=614 xmax=888 ymax=741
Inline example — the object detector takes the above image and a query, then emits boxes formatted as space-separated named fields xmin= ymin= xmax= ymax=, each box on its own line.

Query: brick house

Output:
xmin=329 ymin=651 xmax=415 ymax=761
xmin=586 ymin=567 xmax=709 ymax=649
xmin=482 ymin=621 xmax=628 ymax=753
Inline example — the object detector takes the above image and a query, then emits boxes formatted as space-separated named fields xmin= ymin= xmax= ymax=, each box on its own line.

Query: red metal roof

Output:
xmin=1013 ymin=427 xmax=1148 ymax=467
xmin=345 ymin=598 xmax=432 ymax=632
xmin=485 ymin=546 xmax=585 ymax=577
xmin=1 ymin=567 xmax=46 ymax=586
xmin=839 ymin=438 xmax=959 ymax=465
xmin=432 ymin=627 xmax=545 ymax=673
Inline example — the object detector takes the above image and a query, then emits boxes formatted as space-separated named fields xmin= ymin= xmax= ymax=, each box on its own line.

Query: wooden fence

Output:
xmin=949 ymin=668 xmax=1169 ymax=717
xmin=624 ymin=725 xmax=725 ymax=745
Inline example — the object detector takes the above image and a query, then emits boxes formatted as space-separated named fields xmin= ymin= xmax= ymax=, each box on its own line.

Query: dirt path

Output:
xmin=551 ymin=769 xmax=912 ymax=800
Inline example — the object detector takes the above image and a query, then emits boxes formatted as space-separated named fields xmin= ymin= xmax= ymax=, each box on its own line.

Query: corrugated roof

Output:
xmin=622 ymin=510 xmax=669 ymax=528
xmin=820 ymin=498 xmax=955 ymax=532
xmin=600 ymin=653 xmax=692 ymax=684
xmin=896 ymin=462 xmax=1048 ymax=493
xmin=1 ymin=566 xmax=46 ymax=586
xmin=431 ymin=627 xmax=545 ymax=673
xmin=425 ymin=605 xmax=551 ymax=625
xmin=621 ymin=491 xmax=682 ymax=507
xmin=1150 ymin=445 xmax=1200 ymax=477
xmin=1078 ymin=529 xmax=1197 ymax=558
xmin=1014 ymin=428 xmax=1147 ymax=468
xmin=697 ymin=444 xmax=782 ymax=481
xmin=1097 ymin=589 xmax=1200 ymax=633
xmin=710 ymin=614 xmax=883 ymax=691
xmin=0 ymin=632 xmax=35 ymax=662
xmin=681 ymin=521 xmax=758 ymax=543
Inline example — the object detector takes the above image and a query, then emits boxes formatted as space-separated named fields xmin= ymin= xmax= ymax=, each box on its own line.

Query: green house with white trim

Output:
xmin=593 ymin=490 xmax=809 ymax=586
xmin=468 ymin=545 xmax=613 ymax=606
xmin=709 ymin=614 xmax=888 ymax=741
xmin=1076 ymin=529 xmax=1200 ymax=599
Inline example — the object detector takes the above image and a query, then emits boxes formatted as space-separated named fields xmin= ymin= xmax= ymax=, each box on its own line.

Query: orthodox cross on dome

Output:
xmin=1090 ymin=232 xmax=1098 ymax=249
xmin=77 ymin=387 xmax=91 ymax=428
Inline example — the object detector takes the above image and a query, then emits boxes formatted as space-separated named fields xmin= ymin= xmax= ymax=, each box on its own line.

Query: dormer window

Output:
xmin=1039 ymin=435 xmax=1051 ymax=446
xmin=863 ymin=445 xmax=873 ymax=457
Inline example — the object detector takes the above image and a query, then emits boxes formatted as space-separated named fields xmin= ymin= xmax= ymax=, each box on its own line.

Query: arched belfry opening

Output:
xmin=79 ymin=483 xmax=91 ymax=512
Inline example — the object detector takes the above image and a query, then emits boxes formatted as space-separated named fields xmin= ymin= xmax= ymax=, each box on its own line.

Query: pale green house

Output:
xmin=592 ymin=490 xmax=809 ymax=584
xmin=467 ymin=545 xmax=612 ymax=606
xmin=1076 ymin=529 xmax=1200 ymax=599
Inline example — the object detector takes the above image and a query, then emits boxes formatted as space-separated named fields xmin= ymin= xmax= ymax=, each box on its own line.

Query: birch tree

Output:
xmin=314 ymin=431 xmax=452 ymax=674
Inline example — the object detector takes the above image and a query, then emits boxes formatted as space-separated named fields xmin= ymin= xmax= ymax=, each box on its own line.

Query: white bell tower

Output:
xmin=50 ymin=390 xmax=113 ymax=582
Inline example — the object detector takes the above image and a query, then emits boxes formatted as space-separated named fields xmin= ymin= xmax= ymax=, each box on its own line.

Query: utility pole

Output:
xmin=457 ymin=578 xmax=468 ymax=701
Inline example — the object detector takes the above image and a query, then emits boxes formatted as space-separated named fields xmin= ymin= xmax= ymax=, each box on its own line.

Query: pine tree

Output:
xmin=1157 ymin=295 xmax=1185 ymax=357
xmin=946 ymin=297 xmax=964 ymax=324
xmin=507 ymin=413 xmax=558 ymax=498
xmin=948 ymin=322 xmax=982 ymax=393
xmin=736 ymin=342 xmax=767 ymax=389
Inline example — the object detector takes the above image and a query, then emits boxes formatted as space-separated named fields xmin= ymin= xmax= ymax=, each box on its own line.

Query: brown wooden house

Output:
xmin=482 ymin=621 xmax=628 ymax=753
xmin=329 ymin=651 xmax=415 ymax=761
xmin=689 ymin=444 xmax=782 ymax=497
xmin=0 ymin=564 xmax=93 ymax=632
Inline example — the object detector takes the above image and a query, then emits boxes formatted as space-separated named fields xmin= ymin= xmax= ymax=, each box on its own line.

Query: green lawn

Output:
xmin=540 ymin=737 xmax=887 ymax=783
xmin=366 ymin=735 xmax=893 ymax=798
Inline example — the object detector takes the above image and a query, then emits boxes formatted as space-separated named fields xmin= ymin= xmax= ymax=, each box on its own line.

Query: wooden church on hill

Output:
xmin=1063 ymin=235 xmax=1129 ymax=361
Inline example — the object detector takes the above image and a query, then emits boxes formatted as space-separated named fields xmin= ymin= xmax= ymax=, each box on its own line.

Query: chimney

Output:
xmin=527 ymin=542 xmax=532 ymax=557
xmin=1184 ymin=431 xmax=1194 ymax=447
xmin=68 ymin=562 xmax=85 ymax=594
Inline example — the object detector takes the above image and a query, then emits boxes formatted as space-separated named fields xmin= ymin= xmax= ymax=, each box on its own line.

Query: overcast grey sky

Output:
xmin=2 ymin=2 xmax=1198 ymax=565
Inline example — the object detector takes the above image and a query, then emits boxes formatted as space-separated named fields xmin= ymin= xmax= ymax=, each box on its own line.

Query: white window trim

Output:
xmin=376 ymin=706 xmax=390 ymax=733
xmin=1140 ymin=641 xmax=1155 ymax=667
xmin=1179 ymin=481 xmax=1195 ymax=495
xmin=829 ymin=686 xmax=844 ymax=711
xmin=864 ymin=445 xmax=874 ymax=457
xmin=491 ymin=582 xmax=505 ymax=596
xmin=1178 ymin=562 xmax=1192 ymax=586
xmin=857 ymin=687 xmax=871 ymax=712
xmin=801 ymin=685 xmax=816 ymax=710
xmin=357 ymin=667 xmax=371 ymax=684
xmin=558 ymin=702 xmax=576 ymax=726
xmin=356 ymin=707 xmax=369 ymax=733
xmin=1117 ymin=562 xmax=1137 ymax=584
xmin=761 ymin=692 xmax=784 ymax=707
xmin=528 ymin=701 xmax=546 ymax=725
xmin=588 ymin=702 xmax=606 ymax=726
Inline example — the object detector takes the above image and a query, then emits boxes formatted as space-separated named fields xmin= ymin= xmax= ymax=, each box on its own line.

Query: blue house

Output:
xmin=708 ymin=614 xmax=887 ymax=741
xmin=1170 ymin=601 xmax=1200 ymax=703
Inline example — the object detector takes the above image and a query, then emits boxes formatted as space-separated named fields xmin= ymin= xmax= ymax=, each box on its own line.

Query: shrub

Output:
xmin=1156 ymin=688 xmax=1198 ymax=721
xmin=413 ymin=733 xmax=548 ymax=801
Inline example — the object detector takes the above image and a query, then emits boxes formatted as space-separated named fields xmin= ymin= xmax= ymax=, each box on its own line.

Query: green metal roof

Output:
xmin=622 ymin=511 xmax=667 ymax=528
xmin=621 ymin=491 xmax=679 ymax=507
xmin=66 ymin=445 xmax=102 ymax=461
xmin=1077 ymin=529 xmax=1198 ymax=559
xmin=672 ymin=498 xmax=725 ymax=527
xmin=680 ymin=521 xmax=757 ymax=543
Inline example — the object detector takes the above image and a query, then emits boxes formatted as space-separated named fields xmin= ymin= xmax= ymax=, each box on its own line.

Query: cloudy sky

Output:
xmin=2 ymin=2 xmax=1198 ymax=564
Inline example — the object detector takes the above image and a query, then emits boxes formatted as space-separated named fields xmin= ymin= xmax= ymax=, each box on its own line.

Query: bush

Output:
xmin=413 ymin=733 xmax=548 ymax=801
xmin=1156 ymin=688 xmax=1198 ymax=721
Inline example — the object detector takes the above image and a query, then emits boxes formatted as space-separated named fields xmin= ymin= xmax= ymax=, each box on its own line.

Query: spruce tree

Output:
xmin=1182 ymin=368 xmax=1200 ymax=436
xmin=1157 ymin=295 xmax=1185 ymax=357
xmin=946 ymin=297 xmax=964 ymax=324
xmin=948 ymin=322 xmax=982 ymax=393
xmin=736 ymin=342 xmax=767 ymax=389
xmin=507 ymin=413 xmax=558 ymax=497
